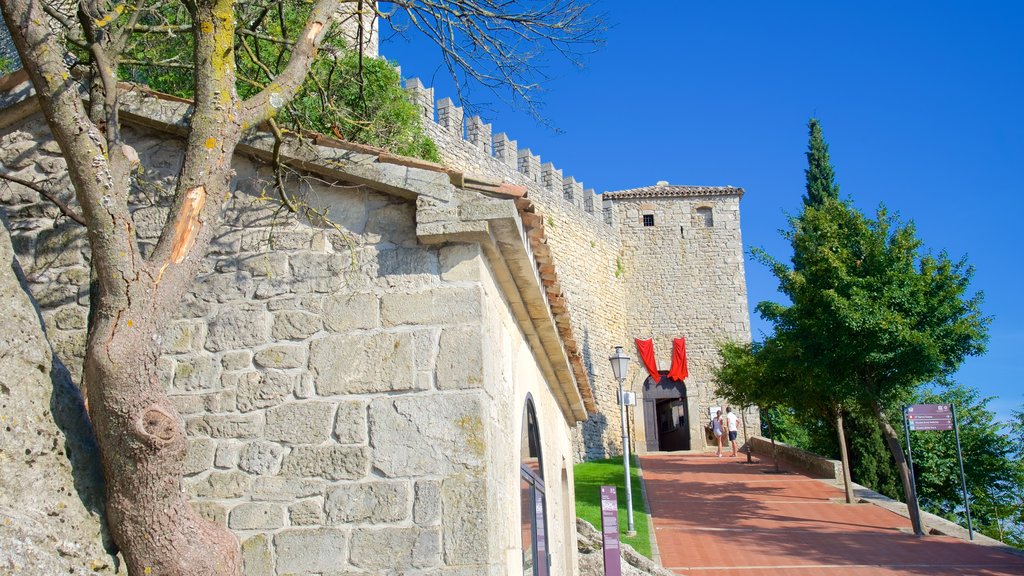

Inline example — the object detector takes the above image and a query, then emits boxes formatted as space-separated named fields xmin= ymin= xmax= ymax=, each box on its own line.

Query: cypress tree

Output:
xmin=803 ymin=118 xmax=840 ymax=208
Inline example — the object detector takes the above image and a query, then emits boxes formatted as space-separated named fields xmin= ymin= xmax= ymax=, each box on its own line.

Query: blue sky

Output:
xmin=378 ymin=1 xmax=1024 ymax=423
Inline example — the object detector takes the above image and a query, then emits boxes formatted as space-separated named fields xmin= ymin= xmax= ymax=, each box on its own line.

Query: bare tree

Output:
xmin=0 ymin=1 xmax=602 ymax=575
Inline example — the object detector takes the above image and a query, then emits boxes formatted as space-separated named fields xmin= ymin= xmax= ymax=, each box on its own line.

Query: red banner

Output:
xmin=634 ymin=338 xmax=660 ymax=383
xmin=667 ymin=337 xmax=689 ymax=381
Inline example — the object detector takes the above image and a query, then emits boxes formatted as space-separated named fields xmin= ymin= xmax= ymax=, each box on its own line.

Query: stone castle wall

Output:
xmin=407 ymin=78 xmax=632 ymax=460
xmin=407 ymin=79 xmax=757 ymax=457
xmin=610 ymin=191 xmax=759 ymax=449
xmin=0 ymin=113 xmax=579 ymax=574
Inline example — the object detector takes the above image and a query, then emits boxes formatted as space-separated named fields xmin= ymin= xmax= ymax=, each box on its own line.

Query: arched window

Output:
xmin=520 ymin=397 xmax=549 ymax=575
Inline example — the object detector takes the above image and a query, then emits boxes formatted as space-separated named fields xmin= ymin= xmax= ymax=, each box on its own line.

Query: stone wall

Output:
xmin=1 ymin=112 xmax=578 ymax=574
xmin=409 ymin=79 xmax=758 ymax=458
xmin=410 ymin=79 xmax=631 ymax=461
xmin=607 ymin=188 xmax=758 ymax=451
xmin=748 ymin=436 xmax=844 ymax=482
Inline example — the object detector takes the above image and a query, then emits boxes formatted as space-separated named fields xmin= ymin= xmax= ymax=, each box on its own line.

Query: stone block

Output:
xmin=271 ymin=309 xmax=323 ymax=340
xmin=350 ymin=527 xmax=441 ymax=570
xmin=280 ymin=445 xmax=370 ymax=481
xmin=333 ymin=400 xmax=367 ymax=445
xmin=163 ymin=320 xmax=207 ymax=354
xmin=173 ymin=355 xmax=220 ymax=391
xmin=238 ymin=441 xmax=285 ymax=475
xmin=187 ymin=502 xmax=226 ymax=529
xmin=34 ymin=224 xmax=85 ymax=268
xmin=380 ymin=287 xmax=481 ymax=327
xmin=310 ymin=332 xmax=417 ymax=395
xmin=240 ymin=534 xmax=273 ymax=576
xmin=435 ymin=326 xmax=484 ymax=390
xmin=52 ymin=305 xmax=87 ymax=330
xmin=241 ymin=228 xmax=312 ymax=252
xmin=221 ymin=350 xmax=252 ymax=371
xmin=368 ymin=393 xmax=485 ymax=477
xmin=274 ymin=528 xmax=348 ymax=575
xmin=321 ymin=292 xmax=379 ymax=332
xmin=325 ymin=481 xmax=409 ymax=524
xmin=288 ymin=498 xmax=324 ymax=526
xmin=235 ymin=369 xmax=298 ymax=413
xmin=439 ymin=244 xmax=482 ymax=282
xmin=251 ymin=477 xmax=325 ymax=502
xmin=184 ymin=438 xmax=216 ymax=476
xmin=215 ymin=442 xmax=240 ymax=469
xmin=442 ymin=475 xmax=488 ymax=565
xmin=238 ymin=252 xmax=289 ymax=278
xmin=131 ymin=206 xmax=169 ymax=239
xmin=187 ymin=414 xmax=263 ymax=439
xmin=188 ymin=471 xmax=251 ymax=499
xmin=228 ymin=502 xmax=286 ymax=530
xmin=414 ymin=480 xmax=442 ymax=525
xmin=254 ymin=344 xmax=306 ymax=369
xmin=205 ymin=307 xmax=270 ymax=351
xmin=365 ymin=203 xmax=416 ymax=245
xmin=265 ymin=401 xmax=335 ymax=445
xmin=378 ymin=245 xmax=438 ymax=284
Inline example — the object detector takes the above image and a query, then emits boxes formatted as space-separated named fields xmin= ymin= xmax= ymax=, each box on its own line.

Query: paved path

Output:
xmin=639 ymin=452 xmax=1024 ymax=576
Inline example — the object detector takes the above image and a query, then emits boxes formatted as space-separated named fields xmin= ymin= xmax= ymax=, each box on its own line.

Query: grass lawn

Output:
xmin=574 ymin=455 xmax=651 ymax=558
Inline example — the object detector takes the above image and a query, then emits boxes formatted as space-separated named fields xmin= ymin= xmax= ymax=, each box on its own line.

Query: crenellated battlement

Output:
xmin=403 ymin=77 xmax=614 ymax=227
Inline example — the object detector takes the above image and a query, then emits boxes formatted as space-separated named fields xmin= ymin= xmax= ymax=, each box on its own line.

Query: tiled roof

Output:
xmin=602 ymin=184 xmax=744 ymax=199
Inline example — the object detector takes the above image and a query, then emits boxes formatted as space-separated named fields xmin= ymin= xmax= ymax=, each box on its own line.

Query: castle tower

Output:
xmin=602 ymin=182 xmax=757 ymax=453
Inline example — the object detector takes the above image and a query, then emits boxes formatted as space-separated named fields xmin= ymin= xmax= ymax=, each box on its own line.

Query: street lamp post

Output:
xmin=609 ymin=346 xmax=636 ymax=536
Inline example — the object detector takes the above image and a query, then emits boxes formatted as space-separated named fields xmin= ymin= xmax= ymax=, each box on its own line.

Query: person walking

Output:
xmin=725 ymin=406 xmax=741 ymax=457
xmin=711 ymin=409 xmax=724 ymax=457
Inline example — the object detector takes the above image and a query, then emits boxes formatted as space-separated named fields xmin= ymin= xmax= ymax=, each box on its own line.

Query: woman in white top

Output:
xmin=712 ymin=410 xmax=724 ymax=457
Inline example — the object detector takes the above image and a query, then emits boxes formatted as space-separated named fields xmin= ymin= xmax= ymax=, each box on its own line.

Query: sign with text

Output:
xmin=600 ymin=486 xmax=621 ymax=576
xmin=907 ymin=403 xmax=953 ymax=431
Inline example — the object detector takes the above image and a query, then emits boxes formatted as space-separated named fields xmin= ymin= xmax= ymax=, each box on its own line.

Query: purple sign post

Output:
xmin=903 ymin=403 xmax=973 ymax=540
xmin=600 ymin=486 xmax=622 ymax=576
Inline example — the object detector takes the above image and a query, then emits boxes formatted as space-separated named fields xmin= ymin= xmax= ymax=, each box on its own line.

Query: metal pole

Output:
xmin=951 ymin=405 xmax=974 ymax=540
xmin=903 ymin=406 xmax=923 ymax=536
xmin=619 ymin=383 xmax=635 ymax=536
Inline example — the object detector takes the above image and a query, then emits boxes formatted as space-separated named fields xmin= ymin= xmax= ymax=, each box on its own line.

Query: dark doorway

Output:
xmin=642 ymin=375 xmax=690 ymax=452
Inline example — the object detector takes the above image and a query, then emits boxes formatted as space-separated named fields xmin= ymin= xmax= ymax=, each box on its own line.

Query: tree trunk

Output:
xmin=835 ymin=410 xmax=855 ymax=504
xmin=871 ymin=400 xmax=924 ymax=535
xmin=85 ymin=303 xmax=241 ymax=575
xmin=767 ymin=411 xmax=780 ymax=473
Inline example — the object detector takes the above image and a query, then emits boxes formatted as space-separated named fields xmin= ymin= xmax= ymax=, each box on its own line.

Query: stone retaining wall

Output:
xmin=748 ymin=436 xmax=844 ymax=482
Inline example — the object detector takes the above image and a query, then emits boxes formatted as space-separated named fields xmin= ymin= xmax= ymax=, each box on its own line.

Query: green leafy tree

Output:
xmin=757 ymin=196 xmax=990 ymax=535
xmin=803 ymin=118 xmax=840 ymax=208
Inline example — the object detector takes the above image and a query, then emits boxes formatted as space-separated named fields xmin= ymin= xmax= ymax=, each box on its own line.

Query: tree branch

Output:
xmin=240 ymin=0 xmax=342 ymax=129
xmin=0 ymin=173 xmax=86 ymax=226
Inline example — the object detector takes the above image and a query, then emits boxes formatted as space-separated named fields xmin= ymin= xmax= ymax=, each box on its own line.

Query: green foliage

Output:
xmin=614 ymin=256 xmax=624 ymax=278
xmin=573 ymin=456 xmax=651 ymax=558
xmin=0 ymin=55 xmax=15 ymax=75
xmin=756 ymin=199 xmax=989 ymax=412
xmin=803 ymin=118 xmax=840 ymax=208
xmin=116 ymin=1 xmax=438 ymax=161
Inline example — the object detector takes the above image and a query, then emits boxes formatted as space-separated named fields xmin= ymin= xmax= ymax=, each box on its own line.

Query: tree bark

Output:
xmin=1 ymin=1 xmax=340 ymax=573
xmin=835 ymin=409 xmax=855 ymax=504
xmin=871 ymin=400 xmax=924 ymax=536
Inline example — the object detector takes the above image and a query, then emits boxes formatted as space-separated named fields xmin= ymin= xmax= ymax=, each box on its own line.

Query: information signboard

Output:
xmin=600 ymin=486 xmax=621 ymax=576
xmin=907 ymin=403 xmax=953 ymax=431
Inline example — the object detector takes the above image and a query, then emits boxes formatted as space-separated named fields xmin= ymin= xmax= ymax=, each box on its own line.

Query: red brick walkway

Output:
xmin=639 ymin=452 xmax=1024 ymax=576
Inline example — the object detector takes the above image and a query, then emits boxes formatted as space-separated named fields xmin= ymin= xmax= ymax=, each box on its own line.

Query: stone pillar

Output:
xmin=466 ymin=116 xmax=492 ymax=155
xmin=492 ymin=133 xmax=518 ymax=169
xmin=404 ymin=78 xmax=434 ymax=122
xmin=541 ymin=163 xmax=563 ymax=195
xmin=517 ymin=149 xmax=541 ymax=183
xmin=436 ymin=98 xmax=464 ymax=137
xmin=334 ymin=1 xmax=379 ymax=57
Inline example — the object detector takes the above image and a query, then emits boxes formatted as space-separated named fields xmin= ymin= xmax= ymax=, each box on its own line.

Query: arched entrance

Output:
xmin=642 ymin=375 xmax=690 ymax=452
